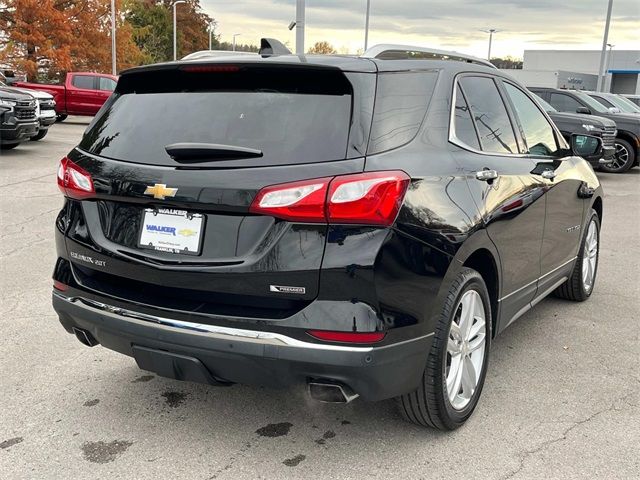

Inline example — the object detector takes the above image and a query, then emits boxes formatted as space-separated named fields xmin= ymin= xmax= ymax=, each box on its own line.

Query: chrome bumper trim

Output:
xmin=54 ymin=293 xmax=433 ymax=353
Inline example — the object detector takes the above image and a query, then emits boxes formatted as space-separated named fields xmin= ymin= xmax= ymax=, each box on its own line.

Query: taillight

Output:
xmin=53 ymin=280 xmax=68 ymax=292
xmin=249 ymin=177 xmax=331 ymax=222
xmin=327 ymin=171 xmax=410 ymax=225
xmin=249 ymin=171 xmax=410 ymax=226
xmin=57 ymin=157 xmax=95 ymax=199
xmin=307 ymin=330 xmax=386 ymax=344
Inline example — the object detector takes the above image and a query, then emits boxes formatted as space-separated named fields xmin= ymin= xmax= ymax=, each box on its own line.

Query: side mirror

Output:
xmin=608 ymin=107 xmax=621 ymax=113
xmin=576 ymin=107 xmax=591 ymax=114
xmin=571 ymin=134 xmax=601 ymax=157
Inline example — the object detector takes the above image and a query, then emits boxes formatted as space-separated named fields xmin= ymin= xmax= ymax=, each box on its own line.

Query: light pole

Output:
xmin=110 ymin=0 xmax=116 ymax=75
xmin=364 ymin=0 xmax=371 ymax=51
xmin=597 ymin=0 xmax=614 ymax=92
xmin=209 ymin=21 xmax=216 ymax=50
xmin=605 ymin=43 xmax=615 ymax=92
xmin=173 ymin=1 xmax=186 ymax=61
xmin=295 ymin=0 xmax=305 ymax=55
xmin=480 ymin=29 xmax=499 ymax=60
xmin=232 ymin=34 xmax=241 ymax=51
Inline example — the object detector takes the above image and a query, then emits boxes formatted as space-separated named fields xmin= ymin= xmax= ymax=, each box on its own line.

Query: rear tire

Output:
xmin=397 ymin=267 xmax=491 ymax=430
xmin=554 ymin=209 xmax=600 ymax=301
xmin=600 ymin=138 xmax=634 ymax=173
xmin=30 ymin=129 xmax=48 ymax=141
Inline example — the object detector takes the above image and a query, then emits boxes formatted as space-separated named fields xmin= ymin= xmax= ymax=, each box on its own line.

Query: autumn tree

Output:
xmin=307 ymin=41 xmax=337 ymax=55
xmin=0 ymin=0 xmax=144 ymax=81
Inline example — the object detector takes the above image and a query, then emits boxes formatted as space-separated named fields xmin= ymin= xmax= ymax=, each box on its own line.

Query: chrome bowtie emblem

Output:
xmin=144 ymin=184 xmax=178 ymax=200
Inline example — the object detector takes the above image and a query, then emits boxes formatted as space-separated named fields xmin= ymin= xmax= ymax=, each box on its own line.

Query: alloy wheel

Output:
xmin=582 ymin=220 xmax=598 ymax=292
xmin=610 ymin=142 xmax=630 ymax=170
xmin=446 ymin=290 xmax=486 ymax=410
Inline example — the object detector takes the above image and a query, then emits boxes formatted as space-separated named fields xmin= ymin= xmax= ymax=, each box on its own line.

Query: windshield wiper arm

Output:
xmin=165 ymin=143 xmax=263 ymax=162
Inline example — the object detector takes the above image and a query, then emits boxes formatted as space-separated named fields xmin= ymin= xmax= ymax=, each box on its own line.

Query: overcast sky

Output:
xmin=201 ymin=0 xmax=639 ymax=58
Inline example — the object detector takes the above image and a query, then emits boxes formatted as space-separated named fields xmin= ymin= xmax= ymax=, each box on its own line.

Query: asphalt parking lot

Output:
xmin=1 ymin=118 xmax=638 ymax=479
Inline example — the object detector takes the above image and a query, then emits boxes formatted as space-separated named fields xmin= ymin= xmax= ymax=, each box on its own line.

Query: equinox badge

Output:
xmin=144 ymin=184 xmax=178 ymax=200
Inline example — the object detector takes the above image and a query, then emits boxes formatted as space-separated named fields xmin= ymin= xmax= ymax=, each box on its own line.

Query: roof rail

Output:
xmin=362 ymin=44 xmax=496 ymax=69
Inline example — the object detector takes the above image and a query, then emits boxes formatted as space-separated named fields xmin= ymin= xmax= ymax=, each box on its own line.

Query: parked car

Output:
xmin=0 ymin=81 xmax=56 ymax=141
xmin=0 ymin=87 xmax=39 ymax=150
xmin=622 ymin=94 xmax=640 ymax=107
xmin=530 ymin=87 xmax=640 ymax=173
xmin=52 ymin=44 xmax=604 ymax=430
xmin=530 ymin=92 xmax=616 ymax=168
xmin=14 ymin=72 xmax=117 ymax=121
xmin=585 ymin=91 xmax=640 ymax=115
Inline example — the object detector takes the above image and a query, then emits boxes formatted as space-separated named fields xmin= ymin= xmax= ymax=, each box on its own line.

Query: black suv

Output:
xmin=530 ymin=92 xmax=616 ymax=168
xmin=52 ymin=44 xmax=604 ymax=430
xmin=530 ymin=87 xmax=640 ymax=173
xmin=0 ymin=87 xmax=39 ymax=150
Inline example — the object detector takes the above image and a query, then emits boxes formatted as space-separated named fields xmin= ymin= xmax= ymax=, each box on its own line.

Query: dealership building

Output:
xmin=501 ymin=49 xmax=640 ymax=94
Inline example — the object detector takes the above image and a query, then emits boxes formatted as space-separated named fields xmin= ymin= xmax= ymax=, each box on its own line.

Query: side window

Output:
xmin=549 ymin=93 xmax=582 ymax=113
xmin=453 ymin=85 xmax=480 ymax=149
xmin=591 ymin=95 xmax=613 ymax=108
xmin=503 ymin=83 xmax=559 ymax=156
xmin=99 ymin=77 xmax=117 ymax=92
xmin=368 ymin=71 xmax=438 ymax=155
xmin=72 ymin=75 xmax=95 ymax=90
xmin=458 ymin=76 xmax=519 ymax=154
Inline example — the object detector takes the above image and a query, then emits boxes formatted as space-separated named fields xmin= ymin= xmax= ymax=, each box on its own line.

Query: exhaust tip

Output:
xmin=72 ymin=327 xmax=99 ymax=347
xmin=308 ymin=381 xmax=359 ymax=404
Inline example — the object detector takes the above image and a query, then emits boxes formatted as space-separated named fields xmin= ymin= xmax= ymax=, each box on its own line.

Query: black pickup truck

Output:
xmin=530 ymin=87 xmax=640 ymax=173
xmin=531 ymin=92 xmax=616 ymax=169
xmin=0 ymin=87 xmax=39 ymax=150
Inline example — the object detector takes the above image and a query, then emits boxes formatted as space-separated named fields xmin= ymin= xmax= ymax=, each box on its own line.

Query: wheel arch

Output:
xmin=592 ymin=196 xmax=603 ymax=223
xmin=462 ymin=248 xmax=500 ymax=339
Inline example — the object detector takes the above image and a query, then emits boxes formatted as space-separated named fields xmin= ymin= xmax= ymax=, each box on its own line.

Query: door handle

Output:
xmin=541 ymin=170 xmax=556 ymax=180
xmin=476 ymin=169 xmax=498 ymax=182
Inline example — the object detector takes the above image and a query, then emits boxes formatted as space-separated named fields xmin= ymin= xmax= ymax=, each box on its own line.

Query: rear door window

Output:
xmin=72 ymin=75 xmax=95 ymax=90
xmin=503 ymin=82 xmax=559 ymax=157
xmin=452 ymin=84 xmax=480 ymax=149
xmin=458 ymin=76 xmax=519 ymax=154
xmin=80 ymin=66 xmax=363 ymax=167
xmin=98 ymin=77 xmax=117 ymax=92
xmin=549 ymin=93 xmax=583 ymax=113
xmin=367 ymin=71 xmax=438 ymax=154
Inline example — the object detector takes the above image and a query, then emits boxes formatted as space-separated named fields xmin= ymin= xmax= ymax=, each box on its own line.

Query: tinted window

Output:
xmin=368 ymin=71 xmax=438 ymax=154
xmin=80 ymin=69 xmax=356 ymax=167
xmin=72 ymin=75 xmax=95 ymax=90
xmin=99 ymin=77 xmax=117 ymax=92
xmin=453 ymin=85 xmax=480 ymax=149
xmin=549 ymin=93 xmax=583 ymax=113
xmin=459 ymin=76 xmax=518 ymax=154
xmin=504 ymin=83 xmax=558 ymax=156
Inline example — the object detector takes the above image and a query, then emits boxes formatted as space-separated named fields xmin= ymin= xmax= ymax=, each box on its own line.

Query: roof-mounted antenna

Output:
xmin=259 ymin=38 xmax=292 ymax=57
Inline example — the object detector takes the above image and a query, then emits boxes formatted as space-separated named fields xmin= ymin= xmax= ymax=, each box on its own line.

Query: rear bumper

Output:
xmin=52 ymin=292 xmax=433 ymax=401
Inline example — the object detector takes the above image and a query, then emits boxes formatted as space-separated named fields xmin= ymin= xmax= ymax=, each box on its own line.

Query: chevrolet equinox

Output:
xmin=52 ymin=43 xmax=604 ymax=430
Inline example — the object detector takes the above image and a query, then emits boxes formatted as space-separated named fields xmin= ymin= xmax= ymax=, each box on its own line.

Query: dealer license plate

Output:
xmin=138 ymin=208 xmax=204 ymax=256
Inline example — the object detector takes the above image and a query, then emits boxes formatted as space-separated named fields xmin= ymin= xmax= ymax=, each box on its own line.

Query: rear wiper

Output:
xmin=165 ymin=143 xmax=263 ymax=162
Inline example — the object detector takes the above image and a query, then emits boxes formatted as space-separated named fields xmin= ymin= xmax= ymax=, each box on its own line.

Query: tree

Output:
xmin=490 ymin=57 xmax=523 ymax=69
xmin=0 ymin=0 xmax=144 ymax=81
xmin=307 ymin=41 xmax=337 ymax=55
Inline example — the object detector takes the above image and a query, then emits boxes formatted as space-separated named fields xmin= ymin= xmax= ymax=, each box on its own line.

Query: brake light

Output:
xmin=307 ymin=330 xmax=386 ymax=344
xmin=57 ymin=157 xmax=95 ymax=199
xmin=180 ymin=65 xmax=240 ymax=73
xmin=327 ymin=171 xmax=410 ymax=225
xmin=249 ymin=171 xmax=410 ymax=226
xmin=250 ymin=177 xmax=331 ymax=222
xmin=53 ymin=280 xmax=68 ymax=292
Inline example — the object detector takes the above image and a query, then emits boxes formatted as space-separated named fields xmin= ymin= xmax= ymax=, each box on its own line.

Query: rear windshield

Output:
xmin=79 ymin=66 xmax=355 ymax=167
